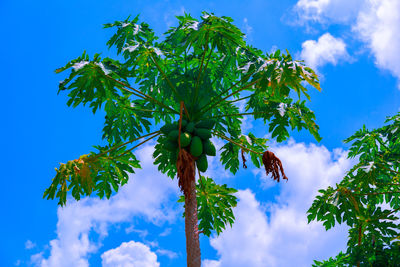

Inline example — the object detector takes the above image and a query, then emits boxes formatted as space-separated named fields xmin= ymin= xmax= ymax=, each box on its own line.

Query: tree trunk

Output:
xmin=184 ymin=167 xmax=201 ymax=267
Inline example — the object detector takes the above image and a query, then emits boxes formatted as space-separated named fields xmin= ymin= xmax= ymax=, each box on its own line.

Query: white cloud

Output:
xmin=203 ymin=259 xmax=222 ymax=267
xmin=155 ymin=248 xmax=178 ymax=259
xmin=208 ymin=190 xmax=273 ymax=267
xmin=293 ymin=0 xmax=400 ymax=87
xmin=125 ymin=226 xmax=149 ymax=238
xmin=300 ymin=33 xmax=350 ymax=69
xmin=30 ymin=252 xmax=44 ymax=266
xmin=163 ymin=6 xmax=186 ymax=28
xmin=25 ymin=240 xmax=36 ymax=250
xmin=205 ymin=140 xmax=354 ymax=267
xmin=293 ymin=0 xmax=364 ymax=24
xmin=33 ymin=144 xmax=180 ymax=267
xmin=101 ymin=241 xmax=159 ymax=267
xmin=158 ymin=227 xmax=172 ymax=237
xmin=354 ymin=0 xmax=400 ymax=88
xmin=242 ymin=18 xmax=253 ymax=40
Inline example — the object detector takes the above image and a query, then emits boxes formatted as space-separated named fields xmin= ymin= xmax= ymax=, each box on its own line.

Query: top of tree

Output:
xmin=45 ymin=11 xmax=321 ymax=236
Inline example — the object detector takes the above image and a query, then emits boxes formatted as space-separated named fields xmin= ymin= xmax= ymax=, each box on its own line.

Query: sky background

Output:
xmin=1 ymin=0 xmax=400 ymax=266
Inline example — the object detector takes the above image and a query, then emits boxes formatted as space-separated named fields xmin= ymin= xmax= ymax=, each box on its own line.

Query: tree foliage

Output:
xmin=308 ymin=113 xmax=400 ymax=266
xmin=179 ymin=176 xmax=238 ymax=237
xmin=45 ymin=12 xmax=321 ymax=238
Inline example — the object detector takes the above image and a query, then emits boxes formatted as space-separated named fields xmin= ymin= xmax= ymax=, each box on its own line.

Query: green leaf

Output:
xmin=44 ymin=144 xmax=141 ymax=206
xmin=179 ymin=176 xmax=238 ymax=236
xmin=308 ymin=111 xmax=400 ymax=264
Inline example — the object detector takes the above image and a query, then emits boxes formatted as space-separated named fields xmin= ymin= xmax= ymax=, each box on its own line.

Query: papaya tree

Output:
xmin=45 ymin=12 xmax=321 ymax=266
xmin=308 ymin=113 xmax=400 ymax=266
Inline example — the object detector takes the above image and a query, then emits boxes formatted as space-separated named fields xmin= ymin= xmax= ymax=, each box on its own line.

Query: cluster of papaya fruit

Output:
xmin=160 ymin=119 xmax=216 ymax=172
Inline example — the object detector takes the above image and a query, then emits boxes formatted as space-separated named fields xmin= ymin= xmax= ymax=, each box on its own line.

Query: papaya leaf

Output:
xmin=178 ymin=176 xmax=238 ymax=236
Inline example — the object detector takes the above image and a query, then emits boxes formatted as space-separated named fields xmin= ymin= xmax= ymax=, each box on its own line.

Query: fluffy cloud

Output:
xmin=300 ymin=33 xmax=349 ymax=69
xmin=354 ymin=0 xmax=400 ymax=88
xmin=293 ymin=0 xmax=364 ymax=24
xmin=205 ymin=140 xmax=354 ymax=267
xmin=101 ymin=241 xmax=159 ymax=267
xmin=208 ymin=190 xmax=273 ymax=266
xmin=154 ymin=248 xmax=178 ymax=259
xmin=293 ymin=0 xmax=400 ymax=87
xmin=32 ymin=144 xmax=180 ymax=267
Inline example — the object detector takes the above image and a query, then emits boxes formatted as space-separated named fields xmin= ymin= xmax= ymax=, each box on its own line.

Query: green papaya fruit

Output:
xmin=196 ymin=154 xmax=208 ymax=172
xmin=180 ymin=132 xmax=192 ymax=147
xmin=203 ymin=139 xmax=216 ymax=156
xmin=194 ymin=128 xmax=212 ymax=140
xmin=190 ymin=136 xmax=203 ymax=157
xmin=168 ymin=130 xmax=180 ymax=141
xmin=185 ymin=122 xmax=195 ymax=133
xmin=195 ymin=120 xmax=215 ymax=129
xmin=160 ymin=123 xmax=177 ymax=135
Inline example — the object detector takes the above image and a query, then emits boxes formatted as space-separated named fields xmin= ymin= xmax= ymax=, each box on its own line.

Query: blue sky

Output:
xmin=2 ymin=0 xmax=400 ymax=266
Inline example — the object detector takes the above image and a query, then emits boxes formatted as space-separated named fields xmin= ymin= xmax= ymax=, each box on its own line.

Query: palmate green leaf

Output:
xmin=102 ymin=97 xmax=152 ymax=144
xmin=104 ymin=15 xmax=158 ymax=55
xmin=93 ymin=145 xmax=141 ymax=199
xmin=220 ymin=141 xmax=240 ymax=174
xmin=167 ymin=12 xmax=245 ymax=58
xmin=152 ymin=135 xmax=177 ymax=179
xmin=229 ymin=50 xmax=321 ymax=142
xmin=44 ymin=145 xmax=141 ymax=206
xmin=57 ymin=54 xmax=156 ymax=145
xmin=178 ymin=176 xmax=238 ymax=236
xmin=56 ymin=53 xmax=131 ymax=115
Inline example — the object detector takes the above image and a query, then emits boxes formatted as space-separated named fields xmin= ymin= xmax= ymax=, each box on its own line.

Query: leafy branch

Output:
xmin=90 ymin=130 xmax=161 ymax=161
xmin=213 ymin=130 xmax=263 ymax=155
xmin=200 ymin=78 xmax=260 ymax=115
xmin=123 ymin=105 xmax=176 ymax=114
xmin=193 ymin=31 xmax=211 ymax=104
xmin=199 ymin=71 xmax=256 ymax=114
xmin=309 ymin=112 xmax=400 ymax=265
xmin=115 ymin=131 xmax=161 ymax=159
xmin=205 ymin=111 xmax=270 ymax=120
xmin=226 ymin=95 xmax=251 ymax=104
xmin=149 ymin=53 xmax=183 ymax=103
xmin=103 ymin=73 xmax=179 ymax=115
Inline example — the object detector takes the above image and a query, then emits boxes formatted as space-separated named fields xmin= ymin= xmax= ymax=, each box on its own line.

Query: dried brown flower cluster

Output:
xmin=262 ymin=151 xmax=288 ymax=182
xmin=241 ymin=149 xmax=247 ymax=169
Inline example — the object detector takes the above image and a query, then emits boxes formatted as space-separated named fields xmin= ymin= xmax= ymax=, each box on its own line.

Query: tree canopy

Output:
xmin=45 ymin=12 xmax=321 ymax=241
xmin=309 ymin=112 xmax=400 ymax=266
